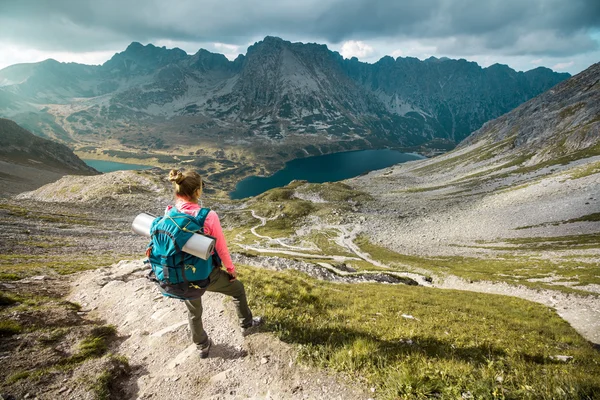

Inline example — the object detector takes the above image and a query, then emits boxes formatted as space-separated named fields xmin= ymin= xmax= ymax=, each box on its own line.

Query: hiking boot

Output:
xmin=241 ymin=316 xmax=264 ymax=337
xmin=199 ymin=339 xmax=212 ymax=359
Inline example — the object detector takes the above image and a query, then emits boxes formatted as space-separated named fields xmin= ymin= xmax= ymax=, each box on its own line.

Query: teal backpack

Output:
xmin=145 ymin=207 xmax=218 ymax=300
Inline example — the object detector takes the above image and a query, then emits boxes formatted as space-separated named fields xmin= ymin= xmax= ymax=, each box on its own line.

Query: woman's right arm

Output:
xmin=204 ymin=211 xmax=236 ymax=277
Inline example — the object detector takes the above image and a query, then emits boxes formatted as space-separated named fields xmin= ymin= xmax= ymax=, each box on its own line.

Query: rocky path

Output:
xmin=70 ymin=260 xmax=371 ymax=400
xmin=237 ymin=212 xmax=430 ymax=284
xmin=249 ymin=210 xmax=320 ymax=252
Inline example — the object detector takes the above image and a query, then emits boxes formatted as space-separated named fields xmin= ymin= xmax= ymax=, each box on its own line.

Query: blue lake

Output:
xmin=83 ymin=159 xmax=152 ymax=173
xmin=229 ymin=149 xmax=425 ymax=200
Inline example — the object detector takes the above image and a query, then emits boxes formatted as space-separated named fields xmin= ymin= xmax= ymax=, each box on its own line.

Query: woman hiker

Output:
xmin=167 ymin=169 xmax=262 ymax=358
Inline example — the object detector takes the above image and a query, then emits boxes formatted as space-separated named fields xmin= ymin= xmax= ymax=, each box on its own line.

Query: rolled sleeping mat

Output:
xmin=132 ymin=213 xmax=216 ymax=260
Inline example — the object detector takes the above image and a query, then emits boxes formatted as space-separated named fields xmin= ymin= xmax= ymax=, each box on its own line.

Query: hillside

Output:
xmin=0 ymin=37 xmax=569 ymax=160
xmin=0 ymin=118 xmax=98 ymax=196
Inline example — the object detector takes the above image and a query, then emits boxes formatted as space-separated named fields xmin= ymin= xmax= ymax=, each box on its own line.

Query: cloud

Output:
xmin=0 ymin=41 xmax=116 ymax=69
xmin=388 ymin=41 xmax=439 ymax=60
xmin=213 ymin=43 xmax=243 ymax=60
xmin=340 ymin=41 xmax=375 ymax=59
xmin=1 ymin=0 xmax=598 ymax=53
xmin=552 ymin=61 xmax=575 ymax=70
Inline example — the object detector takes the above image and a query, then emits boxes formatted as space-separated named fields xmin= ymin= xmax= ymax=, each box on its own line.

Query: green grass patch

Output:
xmin=353 ymin=235 xmax=600 ymax=293
xmin=4 ymin=346 xmax=127 ymax=394
xmin=241 ymin=266 xmax=600 ymax=399
xmin=0 ymin=203 xmax=95 ymax=226
xmin=502 ymin=233 xmax=600 ymax=251
xmin=255 ymin=186 xmax=297 ymax=202
xmin=101 ymin=149 xmax=188 ymax=164
xmin=251 ymin=199 xmax=315 ymax=235
xmin=517 ymin=213 xmax=600 ymax=230
xmin=5 ymin=370 xmax=34 ymax=385
xmin=0 ymin=203 xmax=28 ymax=216
xmin=0 ymin=319 xmax=23 ymax=336
xmin=66 ymin=325 xmax=117 ymax=365
xmin=391 ymin=152 xmax=532 ymax=193
xmin=566 ymin=213 xmax=600 ymax=223
xmin=2 ymin=292 xmax=74 ymax=311
xmin=88 ymin=354 xmax=130 ymax=400
xmin=303 ymin=231 xmax=356 ymax=258
xmin=0 ymin=291 xmax=21 ymax=305
xmin=456 ymin=152 xmax=534 ymax=183
xmin=569 ymin=160 xmax=600 ymax=180
xmin=301 ymin=182 xmax=373 ymax=203
xmin=403 ymin=184 xmax=452 ymax=193
xmin=38 ymin=327 xmax=71 ymax=345
xmin=0 ymin=253 xmax=131 ymax=280
xmin=411 ymin=136 xmax=516 ymax=176
xmin=20 ymin=238 xmax=75 ymax=249
xmin=559 ymin=102 xmax=587 ymax=119
xmin=507 ymin=143 xmax=600 ymax=178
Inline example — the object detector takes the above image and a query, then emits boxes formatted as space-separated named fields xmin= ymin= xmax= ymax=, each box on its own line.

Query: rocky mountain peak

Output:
xmin=262 ymin=35 xmax=285 ymax=43
xmin=190 ymin=48 xmax=238 ymax=72
xmin=103 ymin=42 xmax=188 ymax=73
xmin=227 ymin=35 xmax=376 ymax=127
xmin=245 ymin=36 xmax=288 ymax=58
xmin=125 ymin=41 xmax=144 ymax=51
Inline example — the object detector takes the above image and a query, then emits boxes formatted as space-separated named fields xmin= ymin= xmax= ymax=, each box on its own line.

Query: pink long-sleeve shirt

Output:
xmin=166 ymin=199 xmax=235 ymax=275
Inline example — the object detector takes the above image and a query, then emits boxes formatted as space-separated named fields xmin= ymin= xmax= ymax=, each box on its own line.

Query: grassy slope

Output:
xmin=241 ymin=267 xmax=600 ymax=399
xmin=354 ymin=236 xmax=600 ymax=295
xmin=0 ymin=285 xmax=130 ymax=399
xmin=0 ymin=200 xmax=133 ymax=398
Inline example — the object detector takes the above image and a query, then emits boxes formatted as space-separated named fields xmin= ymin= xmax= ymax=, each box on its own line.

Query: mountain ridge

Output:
xmin=0 ymin=37 xmax=570 ymax=155
xmin=458 ymin=62 xmax=600 ymax=165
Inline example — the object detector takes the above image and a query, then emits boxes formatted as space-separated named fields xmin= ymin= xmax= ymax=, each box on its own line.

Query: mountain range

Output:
xmin=0 ymin=37 xmax=570 ymax=156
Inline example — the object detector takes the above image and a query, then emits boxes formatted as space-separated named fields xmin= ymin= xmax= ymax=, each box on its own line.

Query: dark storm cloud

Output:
xmin=0 ymin=0 xmax=599 ymax=56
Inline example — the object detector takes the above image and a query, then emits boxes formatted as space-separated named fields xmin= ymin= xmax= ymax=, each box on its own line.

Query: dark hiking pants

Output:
xmin=183 ymin=267 xmax=253 ymax=349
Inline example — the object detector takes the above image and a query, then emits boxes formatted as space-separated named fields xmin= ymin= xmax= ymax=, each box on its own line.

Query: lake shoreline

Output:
xmin=81 ymin=159 xmax=153 ymax=173
xmin=230 ymin=149 xmax=426 ymax=200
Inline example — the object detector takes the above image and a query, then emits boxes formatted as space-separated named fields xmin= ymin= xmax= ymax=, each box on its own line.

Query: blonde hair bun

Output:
xmin=169 ymin=169 xmax=203 ymax=200
xmin=168 ymin=169 xmax=184 ymax=184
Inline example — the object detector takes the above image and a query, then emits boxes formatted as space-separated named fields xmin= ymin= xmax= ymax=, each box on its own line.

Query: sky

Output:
xmin=0 ymin=0 xmax=599 ymax=75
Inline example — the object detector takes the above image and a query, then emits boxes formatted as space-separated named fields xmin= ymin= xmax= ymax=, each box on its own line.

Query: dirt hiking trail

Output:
xmin=70 ymin=260 xmax=372 ymax=400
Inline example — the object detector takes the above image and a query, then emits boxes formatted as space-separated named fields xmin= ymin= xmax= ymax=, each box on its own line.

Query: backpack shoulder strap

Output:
xmin=195 ymin=208 xmax=211 ymax=227
xmin=164 ymin=207 xmax=210 ymax=234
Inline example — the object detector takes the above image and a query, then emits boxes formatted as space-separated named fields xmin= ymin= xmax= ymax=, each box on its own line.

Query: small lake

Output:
xmin=230 ymin=149 xmax=425 ymax=200
xmin=82 ymin=159 xmax=152 ymax=173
